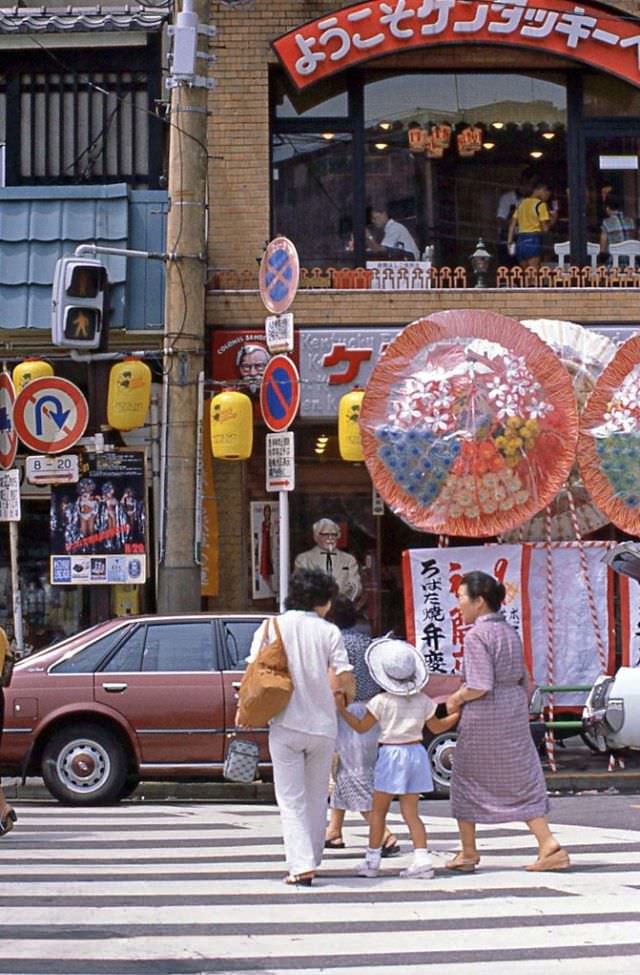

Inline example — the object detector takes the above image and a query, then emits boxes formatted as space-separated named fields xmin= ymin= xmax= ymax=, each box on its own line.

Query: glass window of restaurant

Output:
xmin=272 ymin=63 xmax=640 ymax=273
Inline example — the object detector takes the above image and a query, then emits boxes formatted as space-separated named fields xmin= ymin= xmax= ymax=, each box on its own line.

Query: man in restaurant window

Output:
xmin=366 ymin=202 xmax=419 ymax=260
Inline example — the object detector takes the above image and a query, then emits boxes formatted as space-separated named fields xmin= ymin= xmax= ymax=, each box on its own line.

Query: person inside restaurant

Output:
xmin=365 ymin=201 xmax=420 ymax=261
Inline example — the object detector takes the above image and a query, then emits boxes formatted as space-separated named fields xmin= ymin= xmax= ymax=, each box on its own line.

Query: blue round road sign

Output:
xmin=260 ymin=355 xmax=300 ymax=432
xmin=259 ymin=237 xmax=300 ymax=315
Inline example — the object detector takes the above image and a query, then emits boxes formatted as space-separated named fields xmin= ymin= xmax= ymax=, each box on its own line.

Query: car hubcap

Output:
xmin=57 ymin=739 xmax=111 ymax=794
xmin=429 ymin=736 xmax=457 ymax=788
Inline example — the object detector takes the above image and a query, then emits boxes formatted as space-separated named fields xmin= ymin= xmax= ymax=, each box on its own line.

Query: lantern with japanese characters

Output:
xmin=12 ymin=358 xmax=54 ymax=392
xmin=430 ymin=123 xmax=452 ymax=150
xmin=338 ymin=389 xmax=365 ymax=462
xmin=457 ymin=125 xmax=483 ymax=157
xmin=210 ymin=391 xmax=253 ymax=460
xmin=107 ymin=358 xmax=152 ymax=431
xmin=408 ymin=125 xmax=427 ymax=152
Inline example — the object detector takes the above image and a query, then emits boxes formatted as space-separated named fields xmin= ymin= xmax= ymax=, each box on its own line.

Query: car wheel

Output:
xmin=426 ymin=731 xmax=458 ymax=795
xmin=41 ymin=723 xmax=128 ymax=805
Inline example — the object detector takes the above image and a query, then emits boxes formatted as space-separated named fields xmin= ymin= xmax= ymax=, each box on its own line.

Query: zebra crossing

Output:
xmin=1 ymin=799 xmax=640 ymax=974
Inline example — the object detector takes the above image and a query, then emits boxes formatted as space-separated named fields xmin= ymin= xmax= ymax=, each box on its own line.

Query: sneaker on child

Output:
xmin=399 ymin=862 xmax=435 ymax=879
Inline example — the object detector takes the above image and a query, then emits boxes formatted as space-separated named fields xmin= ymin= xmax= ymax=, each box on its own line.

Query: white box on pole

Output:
xmin=0 ymin=469 xmax=21 ymax=521
xmin=266 ymin=432 xmax=295 ymax=492
xmin=265 ymin=313 xmax=294 ymax=354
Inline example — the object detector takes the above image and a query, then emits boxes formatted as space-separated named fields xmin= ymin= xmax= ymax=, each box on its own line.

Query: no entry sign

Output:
xmin=259 ymin=237 xmax=300 ymax=315
xmin=260 ymin=355 xmax=300 ymax=433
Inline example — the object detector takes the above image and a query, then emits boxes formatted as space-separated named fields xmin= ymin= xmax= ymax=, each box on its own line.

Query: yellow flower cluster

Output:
xmin=435 ymin=468 xmax=530 ymax=519
xmin=494 ymin=416 xmax=539 ymax=468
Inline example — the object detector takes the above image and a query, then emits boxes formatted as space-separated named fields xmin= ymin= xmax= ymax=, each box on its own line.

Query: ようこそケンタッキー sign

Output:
xmin=273 ymin=0 xmax=640 ymax=91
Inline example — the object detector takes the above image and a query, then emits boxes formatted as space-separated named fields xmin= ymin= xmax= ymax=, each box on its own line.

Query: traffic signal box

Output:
xmin=51 ymin=257 xmax=109 ymax=349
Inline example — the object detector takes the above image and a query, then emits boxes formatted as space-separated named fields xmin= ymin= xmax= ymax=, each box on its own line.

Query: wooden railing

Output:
xmin=207 ymin=265 xmax=640 ymax=291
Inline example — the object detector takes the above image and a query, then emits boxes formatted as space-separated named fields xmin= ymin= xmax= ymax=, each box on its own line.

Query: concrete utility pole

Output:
xmin=157 ymin=0 xmax=212 ymax=612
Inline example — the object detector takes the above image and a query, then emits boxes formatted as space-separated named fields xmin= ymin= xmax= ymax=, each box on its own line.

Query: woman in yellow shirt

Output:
xmin=507 ymin=181 xmax=552 ymax=269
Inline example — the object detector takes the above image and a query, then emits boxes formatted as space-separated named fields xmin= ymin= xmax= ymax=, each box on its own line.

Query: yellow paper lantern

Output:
xmin=338 ymin=390 xmax=365 ymax=462
xmin=12 ymin=359 xmax=54 ymax=392
xmin=210 ymin=391 xmax=253 ymax=460
xmin=107 ymin=358 xmax=152 ymax=431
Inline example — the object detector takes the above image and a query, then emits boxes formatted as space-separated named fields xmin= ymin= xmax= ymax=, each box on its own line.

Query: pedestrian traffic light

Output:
xmin=51 ymin=257 xmax=109 ymax=349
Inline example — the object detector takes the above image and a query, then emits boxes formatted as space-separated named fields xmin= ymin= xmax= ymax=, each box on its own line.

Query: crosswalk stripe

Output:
xmin=0 ymin=801 xmax=638 ymax=975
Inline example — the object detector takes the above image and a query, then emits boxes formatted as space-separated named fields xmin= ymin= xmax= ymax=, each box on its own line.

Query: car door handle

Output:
xmin=232 ymin=681 xmax=242 ymax=689
xmin=101 ymin=682 xmax=128 ymax=693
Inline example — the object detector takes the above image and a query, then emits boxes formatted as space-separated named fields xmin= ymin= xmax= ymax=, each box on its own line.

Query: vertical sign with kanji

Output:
xmin=266 ymin=432 xmax=295 ymax=492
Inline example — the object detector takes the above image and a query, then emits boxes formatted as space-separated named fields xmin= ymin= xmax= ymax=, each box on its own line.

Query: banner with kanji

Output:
xmin=404 ymin=543 xmax=620 ymax=698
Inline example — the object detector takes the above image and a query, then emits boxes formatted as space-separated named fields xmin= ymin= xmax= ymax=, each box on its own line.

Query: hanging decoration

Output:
xmin=359 ymin=310 xmax=578 ymax=538
xmin=338 ymin=389 xmax=365 ymax=462
xmin=578 ymin=334 xmax=640 ymax=534
xmin=107 ymin=359 xmax=152 ymax=432
xmin=501 ymin=320 xmax=615 ymax=542
xmin=457 ymin=125 xmax=483 ymax=157
xmin=12 ymin=359 xmax=54 ymax=392
xmin=210 ymin=391 xmax=253 ymax=460
xmin=430 ymin=123 xmax=452 ymax=149
xmin=407 ymin=125 xmax=445 ymax=158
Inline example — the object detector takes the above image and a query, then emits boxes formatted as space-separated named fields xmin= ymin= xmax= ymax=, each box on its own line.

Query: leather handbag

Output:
xmin=223 ymin=736 xmax=260 ymax=783
xmin=236 ymin=617 xmax=293 ymax=727
xmin=0 ymin=628 xmax=15 ymax=689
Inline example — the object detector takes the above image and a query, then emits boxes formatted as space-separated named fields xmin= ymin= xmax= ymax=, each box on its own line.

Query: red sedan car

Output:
xmin=1 ymin=614 xmax=461 ymax=804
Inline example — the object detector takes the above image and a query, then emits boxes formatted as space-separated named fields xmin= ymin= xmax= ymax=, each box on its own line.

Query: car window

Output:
xmin=222 ymin=620 xmax=265 ymax=670
xmin=101 ymin=627 xmax=146 ymax=672
xmin=142 ymin=622 xmax=215 ymax=672
xmin=50 ymin=629 xmax=129 ymax=674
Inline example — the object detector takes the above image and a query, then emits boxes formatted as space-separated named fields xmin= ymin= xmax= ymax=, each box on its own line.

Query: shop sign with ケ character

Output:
xmin=273 ymin=0 xmax=640 ymax=91
xmin=13 ymin=377 xmax=89 ymax=454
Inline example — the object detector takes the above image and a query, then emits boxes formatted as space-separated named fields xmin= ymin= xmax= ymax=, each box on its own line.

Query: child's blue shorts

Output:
xmin=374 ymin=742 xmax=434 ymax=795
xmin=515 ymin=233 xmax=543 ymax=260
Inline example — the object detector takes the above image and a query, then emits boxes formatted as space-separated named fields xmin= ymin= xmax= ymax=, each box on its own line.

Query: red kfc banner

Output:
xmin=273 ymin=0 xmax=640 ymax=91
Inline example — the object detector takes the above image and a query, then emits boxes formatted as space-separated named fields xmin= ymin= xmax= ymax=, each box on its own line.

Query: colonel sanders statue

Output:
xmin=294 ymin=518 xmax=362 ymax=601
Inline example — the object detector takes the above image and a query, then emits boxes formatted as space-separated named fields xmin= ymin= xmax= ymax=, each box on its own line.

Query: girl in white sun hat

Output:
xmin=336 ymin=636 xmax=459 ymax=879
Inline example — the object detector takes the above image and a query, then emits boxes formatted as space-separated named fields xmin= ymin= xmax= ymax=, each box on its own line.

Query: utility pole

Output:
xmin=157 ymin=0 xmax=213 ymax=612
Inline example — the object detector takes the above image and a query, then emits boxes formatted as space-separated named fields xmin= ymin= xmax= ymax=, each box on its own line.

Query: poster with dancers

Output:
xmin=50 ymin=450 xmax=147 ymax=585
xmin=250 ymin=501 xmax=279 ymax=600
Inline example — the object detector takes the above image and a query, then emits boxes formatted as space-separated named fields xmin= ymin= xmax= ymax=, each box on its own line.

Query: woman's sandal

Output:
xmin=445 ymin=851 xmax=481 ymax=873
xmin=0 ymin=808 xmax=17 ymax=837
xmin=525 ymin=847 xmax=570 ymax=872
xmin=381 ymin=837 xmax=401 ymax=858
xmin=324 ymin=837 xmax=346 ymax=849
xmin=284 ymin=873 xmax=314 ymax=886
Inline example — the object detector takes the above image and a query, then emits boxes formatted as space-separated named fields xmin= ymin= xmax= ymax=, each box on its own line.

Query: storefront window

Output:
xmin=273 ymin=72 xmax=349 ymax=118
xmin=272 ymin=132 xmax=353 ymax=264
xmin=583 ymin=74 xmax=640 ymax=117
xmin=363 ymin=72 xmax=567 ymax=267
xmin=584 ymin=135 xmax=640 ymax=262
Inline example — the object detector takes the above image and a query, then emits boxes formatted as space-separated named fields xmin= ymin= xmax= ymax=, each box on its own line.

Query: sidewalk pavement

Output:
xmin=4 ymin=739 xmax=639 ymax=802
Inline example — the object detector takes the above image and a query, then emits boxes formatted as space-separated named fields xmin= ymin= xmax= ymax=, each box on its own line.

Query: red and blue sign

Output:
xmin=260 ymin=354 xmax=300 ymax=432
xmin=0 ymin=372 xmax=17 ymax=470
xmin=259 ymin=237 xmax=300 ymax=315
xmin=14 ymin=376 xmax=89 ymax=454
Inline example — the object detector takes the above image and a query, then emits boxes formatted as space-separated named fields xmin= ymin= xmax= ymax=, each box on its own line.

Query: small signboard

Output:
xmin=0 ymin=468 xmax=21 ymax=521
xmin=266 ymin=432 xmax=295 ymax=492
xmin=260 ymin=355 xmax=300 ymax=433
xmin=265 ymin=313 xmax=294 ymax=354
xmin=26 ymin=454 xmax=79 ymax=485
xmin=259 ymin=237 xmax=300 ymax=315
xmin=14 ymin=376 xmax=89 ymax=454
xmin=51 ymin=554 xmax=146 ymax=585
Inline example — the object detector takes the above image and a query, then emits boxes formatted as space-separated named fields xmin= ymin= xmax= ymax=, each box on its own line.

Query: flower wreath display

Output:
xmin=500 ymin=319 xmax=614 ymax=542
xmin=578 ymin=334 xmax=640 ymax=535
xmin=360 ymin=310 xmax=579 ymax=537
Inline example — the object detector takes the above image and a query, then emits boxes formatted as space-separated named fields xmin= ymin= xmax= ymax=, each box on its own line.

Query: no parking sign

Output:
xmin=259 ymin=237 xmax=299 ymax=315
xmin=260 ymin=355 xmax=300 ymax=433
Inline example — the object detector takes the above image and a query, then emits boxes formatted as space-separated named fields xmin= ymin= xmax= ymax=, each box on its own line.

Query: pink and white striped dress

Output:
xmin=450 ymin=612 xmax=550 ymax=824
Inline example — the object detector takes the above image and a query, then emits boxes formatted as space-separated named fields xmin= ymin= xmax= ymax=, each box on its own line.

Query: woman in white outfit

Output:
xmin=247 ymin=569 xmax=355 ymax=886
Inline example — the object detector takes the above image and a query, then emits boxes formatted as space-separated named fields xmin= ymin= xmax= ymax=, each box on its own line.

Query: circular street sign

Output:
xmin=259 ymin=237 xmax=300 ymax=315
xmin=260 ymin=354 xmax=300 ymax=433
xmin=0 ymin=372 xmax=18 ymax=470
xmin=14 ymin=376 xmax=89 ymax=454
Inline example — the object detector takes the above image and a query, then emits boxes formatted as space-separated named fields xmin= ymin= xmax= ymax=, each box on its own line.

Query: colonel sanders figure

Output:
xmin=294 ymin=517 xmax=362 ymax=601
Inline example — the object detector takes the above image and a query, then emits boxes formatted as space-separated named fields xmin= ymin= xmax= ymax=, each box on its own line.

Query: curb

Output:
xmin=4 ymin=771 xmax=640 ymax=802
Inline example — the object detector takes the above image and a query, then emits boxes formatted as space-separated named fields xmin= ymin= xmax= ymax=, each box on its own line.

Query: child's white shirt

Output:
xmin=367 ymin=691 xmax=436 ymax=744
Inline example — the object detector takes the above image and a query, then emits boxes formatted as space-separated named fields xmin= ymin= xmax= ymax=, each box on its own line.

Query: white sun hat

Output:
xmin=365 ymin=636 xmax=429 ymax=696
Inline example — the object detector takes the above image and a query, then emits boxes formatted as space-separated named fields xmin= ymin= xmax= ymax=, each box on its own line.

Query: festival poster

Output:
xmin=250 ymin=501 xmax=279 ymax=600
xmin=403 ymin=545 xmax=523 ymax=675
xmin=50 ymin=450 xmax=146 ymax=585
xmin=404 ymin=543 xmax=619 ymax=699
